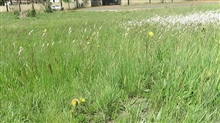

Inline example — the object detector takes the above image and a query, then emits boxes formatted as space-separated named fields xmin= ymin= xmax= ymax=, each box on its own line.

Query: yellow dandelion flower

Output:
xmin=148 ymin=31 xmax=154 ymax=37
xmin=71 ymin=99 xmax=79 ymax=106
xmin=80 ymin=98 xmax=86 ymax=103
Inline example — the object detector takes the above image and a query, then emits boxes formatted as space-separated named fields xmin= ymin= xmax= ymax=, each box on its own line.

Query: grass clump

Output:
xmin=27 ymin=9 xmax=37 ymax=17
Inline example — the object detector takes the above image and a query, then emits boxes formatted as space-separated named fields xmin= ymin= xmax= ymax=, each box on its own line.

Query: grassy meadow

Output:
xmin=0 ymin=4 xmax=220 ymax=122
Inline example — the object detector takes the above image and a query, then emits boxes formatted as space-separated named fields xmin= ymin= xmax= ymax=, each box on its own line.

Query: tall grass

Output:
xmin=0 ymin=4 xmax=220 ymax=122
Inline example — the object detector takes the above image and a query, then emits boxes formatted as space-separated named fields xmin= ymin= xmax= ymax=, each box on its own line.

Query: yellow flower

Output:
xmin=148 ymin=31 xmax=154 ymax=37
xmin=71 ymin=99 xmax=79 ymax=106
xmin=80 ymin=98 xmax=86 ymax=103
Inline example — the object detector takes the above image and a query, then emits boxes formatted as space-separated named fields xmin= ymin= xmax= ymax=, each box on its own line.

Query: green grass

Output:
xmin=0 ymin=4 xmax=220 ymax=122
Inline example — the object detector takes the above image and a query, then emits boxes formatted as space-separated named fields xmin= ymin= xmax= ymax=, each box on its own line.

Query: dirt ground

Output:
xmin=76 ymin=1 xmax=219 ymax=11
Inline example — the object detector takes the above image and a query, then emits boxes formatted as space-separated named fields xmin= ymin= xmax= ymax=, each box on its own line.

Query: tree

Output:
xmin=0 ymin=0 xmax=3 ymax=6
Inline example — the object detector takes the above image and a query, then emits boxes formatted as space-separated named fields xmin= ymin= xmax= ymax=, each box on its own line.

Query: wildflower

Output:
xmin=80 ymin=98 xmax=86 ymax=103
xmin=148 ymin=31 xmax=154 ymax=37
xmin=71 ymin=99 xmax=79 ymax=106
xmin=121 ymin=10 xmax=219 ymax=30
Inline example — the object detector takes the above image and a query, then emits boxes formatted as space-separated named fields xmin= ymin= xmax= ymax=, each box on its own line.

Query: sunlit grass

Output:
xmin=0 ymin=3 xmax=220 ymax=122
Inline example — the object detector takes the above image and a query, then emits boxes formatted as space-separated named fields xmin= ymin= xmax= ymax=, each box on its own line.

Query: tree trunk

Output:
xmin=60 ymin=0 xmax=62 ymax=7
xmin=76 ymin=0 xmax=79 ymax=8
xmin=32 ymin=0 xmax=35 ymax=9
xmin=6 ymin=5 xmax=9 ymax=12
xmin=2 ymin=0 xmax=9 ymax=12
xmin=18 ymin=0 xmax=21 ymax=11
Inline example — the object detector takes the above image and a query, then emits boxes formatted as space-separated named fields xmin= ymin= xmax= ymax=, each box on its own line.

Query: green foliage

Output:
xmin=45 ymin=5 xmax=53 ymax=13
xmin=0 ymin=0 xmax=4 ymax=6
xmin=27 ymin=9 xmax=36 ymax=17
xmin=13 ymin=10 xmax=20 ymax=16
xmin=63 ymin=0 xmax=71 ymax=2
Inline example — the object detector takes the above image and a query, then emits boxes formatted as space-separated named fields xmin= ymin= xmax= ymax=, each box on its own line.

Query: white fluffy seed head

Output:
xmin=120 ymin=10 xmax=220 ymax=29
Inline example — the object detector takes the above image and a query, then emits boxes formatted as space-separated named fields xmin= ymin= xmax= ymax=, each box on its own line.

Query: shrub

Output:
xmin=45 ymin=5 xmax=53 ymax=13
xmin=27 ymin=9 xmax=36 ymax=17
xmin=13 ymin=10 xmax=20 ymax=16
